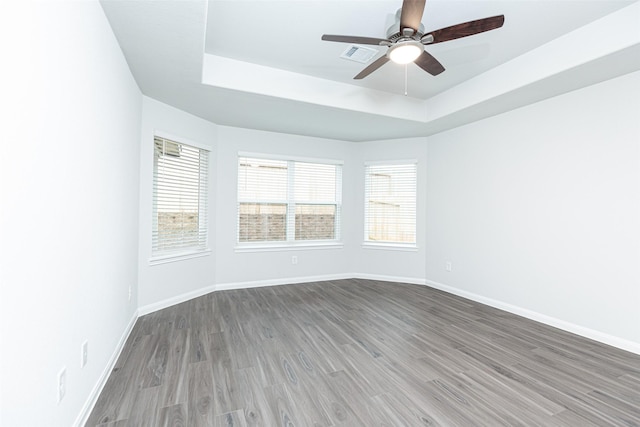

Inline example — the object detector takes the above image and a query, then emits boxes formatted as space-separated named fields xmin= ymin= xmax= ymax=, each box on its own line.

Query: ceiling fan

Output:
xmin=321 ymin=0 xmax=504 ymax=79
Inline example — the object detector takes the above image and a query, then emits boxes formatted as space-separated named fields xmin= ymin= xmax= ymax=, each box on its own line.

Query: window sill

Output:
xmin=149 ymin=249 xmax=212 ymax=265
xmin=361 ymin=242 xmax=418 ymax=252
xmin=235 ymin=242 xmax=344 ymax=253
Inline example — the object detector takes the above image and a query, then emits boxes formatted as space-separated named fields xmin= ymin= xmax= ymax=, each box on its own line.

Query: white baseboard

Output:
xmin=424 ymin=279 xmax=640 ymax=356
xmin=352 ymin=273 xmax=427 ymax=287
xmin=138 ymin=282 xmax=217 ymax=316
xmin=216 ymin=273 xmax=353 ymax=291
xmin=74 ymin=311 xmax=138 ymax=427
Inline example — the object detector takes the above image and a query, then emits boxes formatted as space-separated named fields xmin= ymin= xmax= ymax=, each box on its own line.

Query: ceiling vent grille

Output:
xmin=340 ymin=45 xmax=379 ymax=63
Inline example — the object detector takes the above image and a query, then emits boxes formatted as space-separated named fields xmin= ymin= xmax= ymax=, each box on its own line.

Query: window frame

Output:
xmin=236 ymin=152 xmax=344 ymax=251
xmin=149 ymin=132 xmax=211 ymax=265
xmin=363 ymin=160 xmax=418 ymax=250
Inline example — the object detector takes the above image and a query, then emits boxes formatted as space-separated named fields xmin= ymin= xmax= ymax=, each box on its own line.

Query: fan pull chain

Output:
xmin=404 ymin=64 xmax=408 ymax=96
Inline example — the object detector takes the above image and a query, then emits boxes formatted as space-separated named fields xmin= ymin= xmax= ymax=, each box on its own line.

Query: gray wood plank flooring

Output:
xmin=87 ymin=279 xmax=640 ymax=426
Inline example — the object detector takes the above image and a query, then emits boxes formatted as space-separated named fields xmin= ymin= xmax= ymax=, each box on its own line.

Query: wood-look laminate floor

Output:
xmin=87 ymin=279 xmax=640 ymax=426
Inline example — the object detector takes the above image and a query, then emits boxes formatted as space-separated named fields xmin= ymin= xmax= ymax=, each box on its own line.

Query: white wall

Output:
xmin=137 ymin=97 xmax=218 ymax=311
xmin=353 ymin=138 xmax=428 ymax=283
xmin=215 ymin=126 xmax=357 ymax=287
xmin=0 ymin=1 xmax=141 ymax=426
xmin=425 ymin=70 xmax=640 ymax=352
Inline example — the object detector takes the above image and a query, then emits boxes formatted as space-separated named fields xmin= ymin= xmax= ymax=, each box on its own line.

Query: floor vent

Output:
xmin=340 ymin=45 xmax=379 ymax=63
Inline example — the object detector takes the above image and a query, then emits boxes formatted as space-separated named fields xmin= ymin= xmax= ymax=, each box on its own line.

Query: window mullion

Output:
xmin=335 ymin=167 xmax=342 ymax=241
xmin=286 ymin=160 xmax=296 ymax=242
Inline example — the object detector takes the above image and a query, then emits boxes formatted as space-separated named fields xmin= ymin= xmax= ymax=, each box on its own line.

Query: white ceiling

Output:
xmin=100 ymin=0 xmax=640 ymax=141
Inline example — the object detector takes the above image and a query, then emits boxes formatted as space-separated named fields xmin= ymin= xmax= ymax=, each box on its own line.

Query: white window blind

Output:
xmin=238 ymin=156 xmax=342 ymax=243
xmin=364 ymin=162 xmax=417 ymax=245
xmin=152 ymin=136 xmax=209 ymax=256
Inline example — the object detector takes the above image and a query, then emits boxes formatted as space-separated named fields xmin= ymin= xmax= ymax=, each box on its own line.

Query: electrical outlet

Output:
xmin=57 ymin=367 xmax=66 ymax=404
xmin=81 ymin=341 xmax=88 ymax=368
xmin=446 ymin=261 xmax=452 ymax=272
xmin=291 ymin=256 xmax=298 ymax=265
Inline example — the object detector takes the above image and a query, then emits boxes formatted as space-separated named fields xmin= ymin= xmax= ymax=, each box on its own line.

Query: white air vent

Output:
xmin=340 ymin=45 xmax=379 ymax=63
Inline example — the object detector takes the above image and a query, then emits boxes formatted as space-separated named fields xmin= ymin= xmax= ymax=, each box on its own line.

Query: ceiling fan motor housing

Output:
xmin=385 ymin=8 xmax=425 ymax=40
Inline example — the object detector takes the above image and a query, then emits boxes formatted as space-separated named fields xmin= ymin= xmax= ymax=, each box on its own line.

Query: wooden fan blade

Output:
xmin=354 ymin=55 xmax=390 ymax=79
xmin=322 ymin=34 xmax=389 ymax=46
xmin=426 ymin=15 xmax=504 ymax=44
xmin=414 ymin=51 xmax=445 ymax=76
xmin=400 ymin=0 xmax=426 ymax=34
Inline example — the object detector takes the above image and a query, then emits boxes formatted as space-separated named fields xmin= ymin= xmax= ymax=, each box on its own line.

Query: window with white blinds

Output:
xmin=364 ymin=162 xmax=417 ymax=245
xmin=238 ymin=155 xmax=342 ymax=244
xmin=152 ymin=136 xmax=209 ymax=257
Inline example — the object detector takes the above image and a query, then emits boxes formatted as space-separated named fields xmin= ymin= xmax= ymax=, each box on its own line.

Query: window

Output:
xmin=364 ymin=162 xmax=417 ymax=246
xmin=152 ymin=135 xmax=209 ymax=259
xmin=237 ymin=155 xmax=342 ymax=245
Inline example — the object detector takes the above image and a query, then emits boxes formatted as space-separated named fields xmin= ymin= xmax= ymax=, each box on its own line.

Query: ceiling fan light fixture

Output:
xmin=320 ymin=0 xmax=504 ymax=79
xmin=388 ymin=41 xmax=423 ymax=64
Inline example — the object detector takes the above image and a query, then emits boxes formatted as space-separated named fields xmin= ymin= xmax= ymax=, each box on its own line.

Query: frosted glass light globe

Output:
xmin=388 ymin=41 xmax=423 ymax=64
